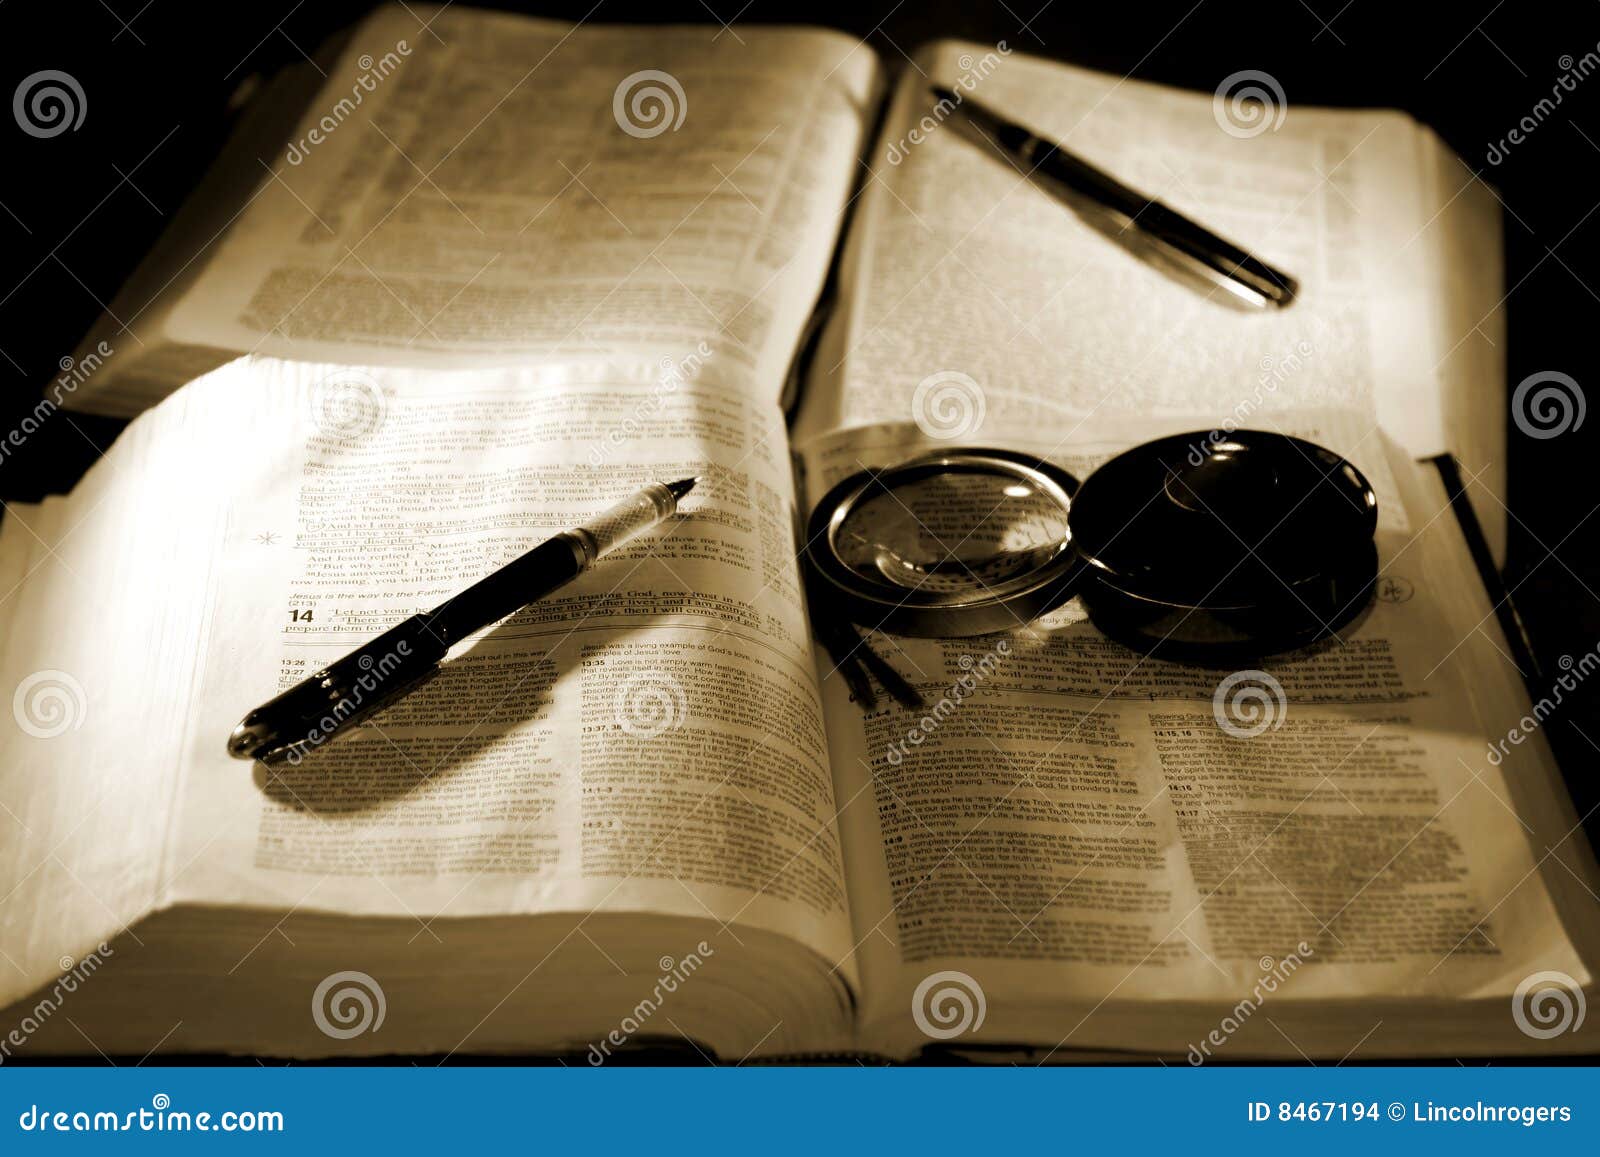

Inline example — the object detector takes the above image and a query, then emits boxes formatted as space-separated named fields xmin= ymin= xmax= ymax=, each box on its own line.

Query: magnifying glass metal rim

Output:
xmin=804 ymin=448 xmax=1082 ymax=638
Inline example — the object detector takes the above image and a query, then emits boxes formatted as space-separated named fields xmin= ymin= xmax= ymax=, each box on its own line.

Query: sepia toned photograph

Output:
xmin=0 ymin=0 xmax=1596 ymax=1148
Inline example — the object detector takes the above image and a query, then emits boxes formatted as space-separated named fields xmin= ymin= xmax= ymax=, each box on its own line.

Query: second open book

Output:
xmin=2 ymin=5 xmax=1595 ymax=1060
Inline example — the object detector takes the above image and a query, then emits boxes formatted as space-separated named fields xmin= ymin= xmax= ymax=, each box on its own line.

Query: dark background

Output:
xmin=0 ymin=1 xmax=1596 ymax=822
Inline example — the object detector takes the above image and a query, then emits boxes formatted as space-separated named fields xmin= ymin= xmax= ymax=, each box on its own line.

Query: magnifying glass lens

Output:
xmin=834 ymin=468 xmax=1073 ymax=597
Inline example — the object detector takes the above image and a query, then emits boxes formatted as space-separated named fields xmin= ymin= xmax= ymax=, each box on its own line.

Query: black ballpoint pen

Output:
xmin=931 ymin=86 xmax=1298 ymax=309
xmin=228 ymin=477 xmax=697 ymax=765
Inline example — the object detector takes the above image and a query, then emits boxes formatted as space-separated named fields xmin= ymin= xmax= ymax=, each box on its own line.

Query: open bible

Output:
xmin=2 ymin=5 xmax=1595 ymax=1062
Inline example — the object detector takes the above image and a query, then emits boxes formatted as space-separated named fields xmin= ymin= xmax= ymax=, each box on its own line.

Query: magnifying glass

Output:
xmin=804 ymin=430 xmax=1378 ymax=693
xmin=808 ymin=449 xmax=1082 ymax=637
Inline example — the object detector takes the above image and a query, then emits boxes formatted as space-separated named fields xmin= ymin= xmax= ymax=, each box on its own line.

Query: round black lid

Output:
xmin=1069 ymin=430 xmax=1378 ymax=611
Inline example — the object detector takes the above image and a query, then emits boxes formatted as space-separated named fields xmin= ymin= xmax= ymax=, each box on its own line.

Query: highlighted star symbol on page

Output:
xmin=254 ymin=531 xmax=280 ymax=546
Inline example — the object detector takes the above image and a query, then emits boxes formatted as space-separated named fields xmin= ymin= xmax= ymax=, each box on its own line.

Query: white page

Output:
xmin=174 ymin=357 xmax=853 ymax=967
xmin=794 ymin=41 xmax=1474 ymax=476
xmin=121 ymin=6 xmax=878 ymax=409
xmin=0 ymin=431 xmax=222 ymax=1010
xmin=795 ymin=411 xmax=1588 ymax=1057
xmin=0 ymin=355 xmax=861 ymax=1016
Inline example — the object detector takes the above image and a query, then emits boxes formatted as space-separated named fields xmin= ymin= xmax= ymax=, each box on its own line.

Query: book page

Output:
xmin=792 ymin=40 xmax=1491 ymax=503
xmin=0 ymin=355 xmax=859 ymax=1017
xmin=0 ymin=436 xmax=219 ymax=1009
xmin=798 ymin=411 xmax=1592 ymax=1058
xmin=75 ymin=5 xmax=879 ymax=415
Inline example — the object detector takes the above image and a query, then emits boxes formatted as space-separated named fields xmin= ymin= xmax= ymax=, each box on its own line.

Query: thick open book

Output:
xmin=3 ymin=5 xmax=1595 ymax=1061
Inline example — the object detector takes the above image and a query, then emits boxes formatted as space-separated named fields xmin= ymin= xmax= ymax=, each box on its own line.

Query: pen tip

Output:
xmin=930 ymin=84 xmax=957 ymax=102
xmin=665 ymin=477 xmax=698 ymax=501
